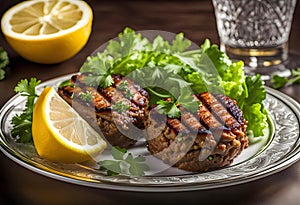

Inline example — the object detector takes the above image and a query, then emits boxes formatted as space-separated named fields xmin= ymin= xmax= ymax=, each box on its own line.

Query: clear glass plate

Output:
xmin=0 ymin=74 xmax=299 ymax=192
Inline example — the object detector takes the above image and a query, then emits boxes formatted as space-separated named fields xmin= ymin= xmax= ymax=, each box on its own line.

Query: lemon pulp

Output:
xmin=1 ymin=0 xmax=93 ymax=64
xmin=32 ymin=87 xmax=107 ymax=163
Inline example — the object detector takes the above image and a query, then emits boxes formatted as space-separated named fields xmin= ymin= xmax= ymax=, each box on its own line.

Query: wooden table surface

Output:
xmin=0 ymin=0 xmax=300 ymax=204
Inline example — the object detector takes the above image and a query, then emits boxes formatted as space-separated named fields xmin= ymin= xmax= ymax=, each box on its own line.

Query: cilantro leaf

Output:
xmin=80 ymin=53 xmax=114 ymax=88
xmin=83 ymin=75 xmax=102 ymax=86
xmin=270 ymin=75 xmax=288 ymax=89
xmin=157 ymin=99 xmax=181 ymax=118
xmin=80 ymin=53 xmax=112 ymax=75
xmin=99 ymin=146 xmax=149 ymax=176
xmin=111 ymin=146 xmax=127 ymax=160
xmin=126 ymin=153 xmax=148 ymax=176
xmin=83 ymin=74 xmax=114 ymax=89
xmin=155 ymin=87 xmax=199 ymax=118
xmin=11 ymin=78 xmax=41 ymax=142
xmin=271 ymin=68 xmax=300 ymax=89
xmin=11 ymin=113 xmax=33 ymax=143
xmin=100 ymin=74 xmax=114 ymax=88
xmin=291 ymin=68 xmax=300 ymax=84
xmin=0 ymin=47 xmax=9 ymax=80
xmin=99 ymin=160 xmax=121 ymax=176
xmin=80 ymin=28 xmax=268 ymax=139
xmin=105 ymin=27 xmax=150 ymax=59
xmin=14 ymin=78 xmax=40 ymax=97
xmin=177 ymin=87 xmax=200 ymax=113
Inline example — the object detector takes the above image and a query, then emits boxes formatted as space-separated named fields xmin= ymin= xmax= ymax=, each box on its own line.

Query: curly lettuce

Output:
xmin=80 ymin=28 xmax=268 ymax=141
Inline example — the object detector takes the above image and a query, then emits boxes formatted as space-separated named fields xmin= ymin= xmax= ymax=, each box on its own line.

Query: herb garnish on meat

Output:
xmin=112 ymin=101 xmax=130 ymax=113
xmin=79 ymin=91 xmax=93 ymax=102
xmin=80 ymin=27 xmax=268 ymax=140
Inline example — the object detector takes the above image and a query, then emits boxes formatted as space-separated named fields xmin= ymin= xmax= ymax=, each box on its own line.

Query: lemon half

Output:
xmin=32 ymin=87 xmax=107 ymax=163
xmin=1 ymin=0 xmax=93 ymax=64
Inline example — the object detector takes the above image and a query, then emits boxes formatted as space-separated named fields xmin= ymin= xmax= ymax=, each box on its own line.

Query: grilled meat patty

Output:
xmin=146 ymin=92 xmax=248 ymax=172
xmin=58 ymin=73 xmax=149 ymax=148
xmin=58 ymin=73 xmax=248 ymax=172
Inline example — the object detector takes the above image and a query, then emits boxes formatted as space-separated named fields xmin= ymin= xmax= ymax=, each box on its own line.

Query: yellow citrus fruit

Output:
xmin=1 ymin=0 xmax=93 ymax=64
xmin=32 ymin=87 xmax=107 ymax=163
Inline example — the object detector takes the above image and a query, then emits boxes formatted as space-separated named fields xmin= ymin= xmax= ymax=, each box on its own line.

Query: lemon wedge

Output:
xmin=32 ymin=87 xmax=107 ymax=163
xmin=1 ymin=0 xmax=92 ymax=64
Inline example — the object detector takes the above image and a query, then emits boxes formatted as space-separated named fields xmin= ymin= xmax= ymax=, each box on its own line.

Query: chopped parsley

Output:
xmin=79 ymin=91 xmax=93 ymax=102
xmin=208 ymin=155 xmax=214 ymax=161
xmin=111 ymin=101 xmax=130 ymax=113
xmin=177 ymin=133 xmax=184 ymax=142
xmin=117 ymin=80 xmax=133 ymax=99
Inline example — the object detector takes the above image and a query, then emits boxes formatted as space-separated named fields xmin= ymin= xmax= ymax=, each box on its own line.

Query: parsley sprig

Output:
xmin=271 ymin=68 xmax=300 ymax=89
xmin=157 ymin=87 xmax=200 ymax=118
xmin=79 ymin=27 xmax=268 ymax=139
xmin=99 ymin=146 xmax=149 ymax=176
xmin=11 ymin=78 xmax=41 ymax=143
xmin=80 ymin=52 xmax=114 ymax=88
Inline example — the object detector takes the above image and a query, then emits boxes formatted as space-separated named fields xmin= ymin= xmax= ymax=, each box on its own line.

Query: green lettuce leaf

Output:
xmin=80 ymin=28 xmax=268 ymax=140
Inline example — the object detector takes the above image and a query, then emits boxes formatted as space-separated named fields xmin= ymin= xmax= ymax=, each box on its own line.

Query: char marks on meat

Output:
xmin=146 ymin=92 xmax=248 ymax=172
xmin=58 ymin=73 xmax=248 ymax=172
xmin=58 ymin=73 xmax=149 ymax=148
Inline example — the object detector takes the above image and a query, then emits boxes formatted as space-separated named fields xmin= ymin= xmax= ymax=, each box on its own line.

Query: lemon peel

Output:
xmin=1 ymin=0 xmax=93 ymax=64
xmin=32 ymin=87 xmax=107 ymax=163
